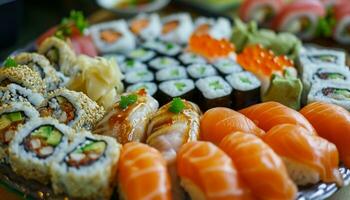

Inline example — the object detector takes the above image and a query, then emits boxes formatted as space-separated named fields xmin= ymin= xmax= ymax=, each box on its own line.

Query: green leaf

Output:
xmin=119 ymin=94 xmax=138 ymax=109
xmin=3 ymin=57 xmax=17 ymax=68
xmin=169 ymin=98 xmax=185 ymax=114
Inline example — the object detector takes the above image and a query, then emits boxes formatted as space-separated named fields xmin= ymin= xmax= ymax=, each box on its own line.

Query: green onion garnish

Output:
xmin=169 ymin=98 xmax=185 ymax=114
xmin=119 ymin=94 xmax=138 ymax=109
xmin=3 ymin=57 xmax=17 ymax=68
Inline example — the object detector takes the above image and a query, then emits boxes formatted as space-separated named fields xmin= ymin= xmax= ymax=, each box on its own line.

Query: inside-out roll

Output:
xmin=129 ymin=13 xmax=161 ymax=41
xmin=0 ymin=84 xmax=45 ymax=108
xmin=160 ymin=13 xmax=194 ymax=44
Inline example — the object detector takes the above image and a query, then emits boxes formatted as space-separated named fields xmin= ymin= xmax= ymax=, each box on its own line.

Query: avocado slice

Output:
xmin=0 ymin=116 xmax=11 ymax=130
xmin=46 ymin=130 xmax=62 ymax=146
xmin=32 ymin=125 xmax=53 ymax=139
xmin=7 ymin=112 xmax=23 ymax=122
xmin=82 ymin=141 xmax=106 ymax=154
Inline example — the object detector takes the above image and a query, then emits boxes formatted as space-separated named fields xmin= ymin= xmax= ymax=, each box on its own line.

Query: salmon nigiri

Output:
xmin=219 ymin=132 xmax=297 ymax=200
xmin=300 ymin=101 xmax=350 ymax=168
xmin=200 ymin=107 xmax=265 ymax=144
xmin=118 ymin=142 xmax=172 ymax=200
xmin=263 ymin=124 xmax=343 ymax=186
xmin=177 ymin=141 xmax=253 ymax=200
xmin=239 ymin=101 xmax=316 ymax=134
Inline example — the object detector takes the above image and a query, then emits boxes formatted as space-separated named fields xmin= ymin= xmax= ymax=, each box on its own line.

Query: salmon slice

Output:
xmin=219 ymin=132 xmax=297 ymax=200
xmin=239 ymin=101 xmax=316 ymax=134
xmin=200 ymin=107 xmax=265 ymax=145
xmin=300 ymin=101 xmax=350 ymax=168
xmin=162 ymin=20 xmax=179 ymax=34
xmin=263 ymin=124 xmax=343 ymax=186
xmin=100 ymin=29 xmax=122 ymax=43
xmin=177 ymin=141 xmax=253 ymax=200
xmin=118 ymin=142 xmax=172 ymax=200
xmin=130 ymin=18 xmax=150 ymax=35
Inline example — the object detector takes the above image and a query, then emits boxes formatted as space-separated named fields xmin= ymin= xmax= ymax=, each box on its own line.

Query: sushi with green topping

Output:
xmin=187 ymin=63 xmax=217 ymax=79
xmin=124 ymin=69 xmax=154 ymax=85
xmin=179 ymin=52 xmax=206 ymax=65
xmin=156 ymin=66 xmax=188 ymax=82
xmin=127 ymin=48 xmax=156 ymax=62
xmin=158 ymin=79 xmax=195 ymax=105
xmin=127 ymin=82 xmax=158 ymax=96
xmin=213 ymin=59 xmax=243 ymax=75
xmin=157 ymin=41 xmax=182 ymax=56
xmin=149 ymin=56 xmax=180 ymax=71
xmin=120 ymin=59 xmax=147 ymax=73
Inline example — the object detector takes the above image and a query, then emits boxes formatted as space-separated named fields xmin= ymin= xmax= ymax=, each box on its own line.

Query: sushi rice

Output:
xmin=149 ymin=56 xmax=180 ymax=71
xmin=126 ymin=48 xmax=156 ymax=62
xmin=124 ymin=69 xmax=154 ymax=84
xmin=126 ymin=82 xmax=158 ymax=96
xmin=213 ymin=59 xmax=243 ymax=75
xmin=156 ymin=66 xmax=188 ymax=82
xmin=0 ymin=84 xmax=45 ymax=108
xmin=119 ymin=59 xmax=147 ymax=73
xmin=187 ymin=63 xmax=217 ymax=79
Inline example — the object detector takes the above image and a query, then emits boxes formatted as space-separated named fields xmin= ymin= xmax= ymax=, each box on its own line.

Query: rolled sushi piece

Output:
xmin=187 ymin=63 xmax=217 ymax=79
xmin=126 ymin=48 xmax=156 ymax=62
xmin=0 ymin=102 xmax=39 ymax=161
xmin=51 ymin=131 xmax=121 ymax=200
xmin=158 ymin=79 xmax=195 ymax=105
xmin=160 ymin=13 xmax=193 ymax=44
xmin=156 ymin=41 xmax=182 ymax=56
xmin=0 ymin=84 xmax=45 ymax=108
xmin=90 ymin=20 xmax=136 ymax=54
xmin=13 ymin=52 xmax=67 ymax=91
xmin=195 ymin=76 xmax=233 ymax=110
xmin=155 ymin=66 xmax=188 ymax=82
xmin=226 ymin=71 xmax=261 ymax=109
xmin=307 ymin=81 xmax=350 ymax=110
xmin=126 ymin=82 xmax=158 ymax=96
xmin=272 ymin=0 xmax=326 ymax=40
xmin=193 ymin=17 xmax=232 ymax=39
xmin=333 ymin=1 xmax=350 ymax=44
xmin=149 ymin=56 xmax=180 ymax=71
xmin=9 ymin=118 xmax=73 ymax=184
xmin=94 ymin=89 xmax=159 ymax=144
xmin=119 ymin=59 xmax=147 ymax=73
xmin=124 ymin=69 xmax=154 ymax=85
xmin=213 ymin=58 xmax=243 ymax=75
xmin=38 ymin=37 xmax=77 ymax=76
xmin=102 ymin=53 xmax=126 ymax=65
xmin=38 ymin=88 xmax=105 ymax=130
xmin=179 ymin=52 xmax=206 ymax=65
xmin=298 ymin=49 xmax=346 ymax=72
xmin=129 ymin=13 xmax=161 ymax=41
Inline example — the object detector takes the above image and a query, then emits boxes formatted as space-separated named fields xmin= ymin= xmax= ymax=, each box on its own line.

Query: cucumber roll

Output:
xmin=51 ymin=132 xmax=121 ymax=200
xmin=156 ymin=41 xmax=182 ymax=56
xmin=187 ymin=63 xmax=217 ymax=79
xmin=193 ymin=17 xmax=232 ymax=39
xmin=38 ymin=88 xmax=105 ymax=130
xmin=213 ymin=59 xmax=243 ymax=75
xmin=120 ymin=59 xmax=147 ymax=73
xmin=160 ymin=13 xmax=194 ymax=44
xmin=195 ymin=76 xmax=233 ymax=110
xmin=226 ymin=72 xmax=261 ymax=109
xmin=0 ymin=84 xmax=45 ymax=107
xmin=13 ymin=52 xmax=67 ymax=91
xmin=158 ymin=79 xmax=195 ymax=105
xmin=149 ymin=56 xmax=180 ymax=71
xmin=129 ymin=13 xmax=161 ymax=41
xmin=127 ymin=82 xmax=158 ymax=96
xmin=0 ymin=102 xmax=39 ymax=161
xmin=124 ymin=69 xmax=154 ymax=85
xmin=156 ymin=66 xmax=188 ymax=82
xmin=90 ymin=20 xmax=136 ymax=54
xmin=9 ymin=118 xmax=73 ymax=184
xmin=179 ymin=52 xmax=206 ymax=65
xmin=38 ymin=37 xmax=77 ymax=76
xmin=127 ymin=48 xmax=156 ymax=62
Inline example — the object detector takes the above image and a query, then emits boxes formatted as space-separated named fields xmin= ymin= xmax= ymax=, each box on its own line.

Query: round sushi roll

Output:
xmin=187 ymin=63 xmax=217 ymax=79
xmin=38 ymin=88 xmax=105 ymax=130
xmin=0 ymin=65 xmax=46 ymax=94
xmin=195 ymin=76 xmax=233 ymax=110
xmin=0 ymin=102 xmax=39 ymax=161
xmin=90 ymin=20 xmax=136 ymax=54
xmin=13 ymin=52 xmax=67 ymax=91
xmin=126 ymin=48 xmax=156 ymax=62
xmin=129 ymin=13 xmax=161 ymax=41
xmin=157 ymin=41 xmax=182 ymax=56
xmin=298 ymin=49 xmax=346 ymax=69
xmin=158 ymin=79 xmax=195 ymax=105
xmin=38 ymin=37 xmax=77 ymax=76
xmin=333 ymin=1 xmax=350 ymax=44
xmin=156 ymin=66 xmax=188 ymax=82
xmin=119 ymin=59 xmax=147 ymax=73
xmin=149 ymin=56 xmax=180 ymax=71
xmin=9 ymin=118 xmax=73 ymax=184
xmin=51 ymin=131 xmax=121 ymax=200
xmin=0 ymin=84 xmax=45 ymax=108
xmin=127 ymin=82 xmax=158 ymax=96
xmin=160 ymin=13 xmax=194 ymax=44
xmin=179 ymin=52 xmax=206 ymax=65
xmin=213 ymin=59 xmax=243 ymax=75
xmin=193 ymin=17 xmax=232 ymax=39
xmin=124 ymin=69 xmax=154 ymax=85
xmin=226 ymin=71 xmax=261 ymax=109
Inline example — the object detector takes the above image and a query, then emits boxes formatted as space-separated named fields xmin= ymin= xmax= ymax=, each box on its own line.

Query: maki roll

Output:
xmin=90 ymin=20 xmax=136 ymax=54
xmin=129 ymin=13 xmax=161 ymax=41
xmin=179 ymin=52 xmax=206 ymax=65
xmin=195 ymin=76 xmax=233 ymax=110
xmin=51 ymin=131 xmax=121 ymax=200
xmin=193 ymin=17 xmax=232 ymax=39
xmin=126 ymin=48 xmax=156 ymax=62
xmin=126 ymin=82 xmax=158 ymax=96
xmin=156 ymin=41 xmax=182 ymax=56
xmin=307 ymin=81 xmax=350 ymax=110
xmin=149 ymin=56 xmax=180 ymax=71
xmin=119 ymin=59 xmax=147 ymax=73
xmin=155 ymin=66 xmax=188 ymax=82
xmin=38 ymin=37 xmax=77 ymax=76
xmin=158 ymin=79 xmax=195 ymax=105
xmin=0 ymin=102 xmax=39 ymax=161
xmin=333 ymin=0 xmax=350 ymax=44
xmin=94 ymin=89 xmax=158 ymax=144
xmin=226 ymin=71 xmax=261 ymax=109
xmin=187 ymin=63 xmax=217 ymax=79
xmin=9 ymin=118 xmax=73 ymax=184
xmin=160 ymin=13 xmax=193 ymax=44
xmin=213 ymin=59 xmax=243 ymax=75
xmin=124 ymin=69 xmax=154 ymax=85
xmin=38 ymin=88 xmax=105 ymax=130
xmin=0 ymin=84 xmax=45 ymax=108
xmin=13 ymin=52 xmax=67 ymax=91
xmin=298 ymin=49 xmax=346 ymax=70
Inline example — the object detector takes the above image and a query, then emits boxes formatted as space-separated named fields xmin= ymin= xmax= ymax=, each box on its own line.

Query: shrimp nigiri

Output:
xmin=118 ymin=142 xmax=172 ymax=200
xmin=263 ymin=124 xmax=343 ymax=186
xmin=300 ymin=101 xmax=350 ymax=168
xmin=200 ymin=107 xmax=265 ymax=145
xmin=239 ymin=101 xmax=316 ymax=134
xmin=177 ymin=141 xmax=253 ymax=200
xmin=219 ymin=132 xmax=297 ymax=200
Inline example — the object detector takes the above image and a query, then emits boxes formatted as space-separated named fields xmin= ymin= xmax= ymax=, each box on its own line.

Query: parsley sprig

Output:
xmin=55 ymin=10 xmax=89 ymax=39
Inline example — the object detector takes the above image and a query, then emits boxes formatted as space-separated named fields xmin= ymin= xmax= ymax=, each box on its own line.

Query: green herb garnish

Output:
xmin=169 ymin=98 xmax=185 ymax=114
xmin=174 ymin=82 xmax=186 ymax=91
xmin=55 ymin=10 xmax=88 ymax=39
xmin=3 ymin=57 xmax=17 ymax=68
xmin=209 ymin=81 xmax=223 ymax=90
xmin=166 ymin=43 xmax=174 ymax=50
xmin=119 ymin=94 xmax=138 ymax=109
xmin=316 ymin=8 xmax=337 ymax=38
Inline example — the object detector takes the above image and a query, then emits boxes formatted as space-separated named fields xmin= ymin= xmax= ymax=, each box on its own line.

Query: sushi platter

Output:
xmin=1 ymin=4 xmax=350 ymax=200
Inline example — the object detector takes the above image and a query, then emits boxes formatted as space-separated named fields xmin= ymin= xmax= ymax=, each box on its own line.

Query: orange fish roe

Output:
xmin=237 ymin=44 xmax=294 ymax=76
xmin=188 ymin=34 xmax=235 ymax=61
